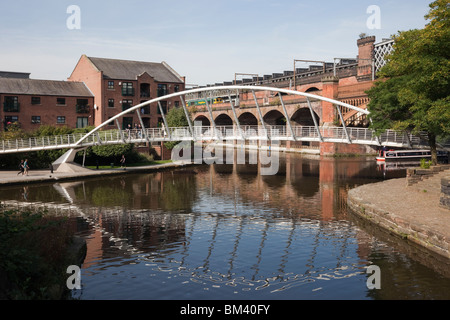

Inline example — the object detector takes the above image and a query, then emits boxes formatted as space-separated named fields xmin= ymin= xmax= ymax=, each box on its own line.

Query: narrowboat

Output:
xmin=376 ymin=149 xmax=448 ymax=162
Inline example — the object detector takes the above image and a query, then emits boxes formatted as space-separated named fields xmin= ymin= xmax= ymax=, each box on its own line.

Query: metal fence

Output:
xmin=0 ymin=126 xmax=432 ymax=154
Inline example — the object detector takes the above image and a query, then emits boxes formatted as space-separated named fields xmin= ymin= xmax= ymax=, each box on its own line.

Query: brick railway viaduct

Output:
xmin=188 ymin=36 xmax=391 ymax=156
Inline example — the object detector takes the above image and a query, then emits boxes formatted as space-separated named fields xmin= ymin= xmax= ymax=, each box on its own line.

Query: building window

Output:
xmin=157 ymin=101 xmax=167 ymax=114
xmin=4 ymin=116 xmax=19 ymax=129
xmin=122 ymin=99 xmax=133 ymax=111
xmin=108 ymin=81 xmax=114 ymax=89
xmin=122 ymin=117 xmax=133 ymax=130
xmin=4 ymin=96 xmax=19 ymax=112
xmin=122 ymin=82 xmax=134 ymax=96
xmin=157 ymin=84 xmax=168 ymax=97
xmin=76 ymin=99 xmax=90 ymax=113
xmin=174 ymin=85 xmax=179 ymax=93
xmin=57 ymin=116 xmax=66 ymax=124
xmin=57 ymin=98 xmax=66 ymax=105
xmin=174 ymin=101 xmax=180 ymax=108
xmin=140 ymin=83 xmax=150 ymax=97
xmin=76 ymin=117 xmax=89 ymax=128
xmin=31 ymin=116 xmax=41 ymax=124
xmin=108 ymin=99 xmax=115 ymax=108
xmin=31 ymin=96 xmax=41 ymax=105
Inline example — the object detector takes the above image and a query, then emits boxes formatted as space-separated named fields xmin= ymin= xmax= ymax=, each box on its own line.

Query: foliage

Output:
xmin=0 ymin=123 xmax=149 ymax=169
xmin=367 ymin=0 xmax=450 ymax=164
xmin=0 ymin=207 xmax=75 ymax=299
xmin=420 ymin=158 xmax=432 ymax=169
xmin=164 ymin=107 xmax=192 ymax=150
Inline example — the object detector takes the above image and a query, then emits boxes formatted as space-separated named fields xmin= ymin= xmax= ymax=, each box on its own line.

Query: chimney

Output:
xmin=357 ymin=35 xmax=375 ymax=81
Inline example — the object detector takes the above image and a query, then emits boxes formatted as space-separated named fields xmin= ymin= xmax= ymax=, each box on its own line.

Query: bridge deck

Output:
xmin=0 ymin=125 xmax=430 ymax=154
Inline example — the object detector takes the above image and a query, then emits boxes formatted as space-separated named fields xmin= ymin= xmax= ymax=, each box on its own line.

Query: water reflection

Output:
xmin=1 ymin=154 xmax=449 ymax=300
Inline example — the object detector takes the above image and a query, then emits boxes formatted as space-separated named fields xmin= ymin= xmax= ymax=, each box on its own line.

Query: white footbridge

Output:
xmin=0 ymin=86 xmax=433 ymax=167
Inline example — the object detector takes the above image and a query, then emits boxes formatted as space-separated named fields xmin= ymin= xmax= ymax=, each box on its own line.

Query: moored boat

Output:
xmin=376 ymin=149 xmax=448 ymax=162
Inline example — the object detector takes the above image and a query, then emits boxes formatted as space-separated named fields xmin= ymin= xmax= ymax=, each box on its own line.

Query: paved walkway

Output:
xmin=0 ymin=162 xmax=190 ymax=186
xmin=348 ymin=168 xmax=450 ymax=260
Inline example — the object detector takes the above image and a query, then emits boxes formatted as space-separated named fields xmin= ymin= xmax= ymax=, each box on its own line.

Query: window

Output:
xmin=157 ymin=101 xmax=167 ymax=114
xmin=31 ymin=116 xmax=41 ymax=124
xmin=157 ymin=84 xmax=168 ymax=97
xmin=174 ymin=85 xmax=179 ymax=93
xmin=31 ymin=96 xmax=41 ymax=105
xmin=122 ymin=99 xmax=133 ymax=111
xmin=57 ymin=98 xmax=66 ymax=105
xmin=174 ymin=101 xmax=180 ymax=108
xmin=108 ymin=99 xmax=115 ymax=108
xmin=108 ymin=81 xmax=114 ymax=89
xmin=4 ymin=116 xmax=19 ymax=128
xmin=76 ymin=117 xmax=89 ymax=128
xmin=140 ymin=83 xmax=150 ymax=98
xmin=57 ymin=116 xmax=66 ymax=124
xmin=122 ymin=117 xmax=133 ymax=129
xmin=4 ymin=96 xmax=19 ymax=112
xmin=122 ymin=82 xmax=134 ymax=96
xmin=76 ymin=99 xmax=89 ymax=113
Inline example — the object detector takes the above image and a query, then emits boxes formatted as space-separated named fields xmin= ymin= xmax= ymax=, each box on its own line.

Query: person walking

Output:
xmin=23 ymin=159 xmax=29 ymax=176
xmin=120 ymin=154 xmax=126 ymax=169
xmin=17 ymin=160 xmax=24 ymax=176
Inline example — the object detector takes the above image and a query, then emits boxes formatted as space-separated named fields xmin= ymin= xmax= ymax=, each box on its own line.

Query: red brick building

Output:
xmin=68 ymin=55 xmax=186 ymax=128
xmin=0 ymin=76 xmax=94 ymax=132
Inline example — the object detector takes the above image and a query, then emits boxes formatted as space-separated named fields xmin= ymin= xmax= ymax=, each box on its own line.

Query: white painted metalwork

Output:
xmin=0 ymin=85 xmax=434 ymax=157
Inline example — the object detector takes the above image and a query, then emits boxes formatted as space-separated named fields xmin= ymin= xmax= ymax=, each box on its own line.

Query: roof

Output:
xmin=86 ymin=56 xmax=184 ymax=83
xmin=0 ymin=78 xmax=94 ymax=97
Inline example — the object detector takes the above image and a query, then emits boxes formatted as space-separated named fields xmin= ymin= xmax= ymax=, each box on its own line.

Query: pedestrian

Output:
xmin=17 ymin=159 xmax=24 ymax=175
xmin=120 ymin=154 xmax=126 ymax=169
xmin=23 ymin=158 xmax=29 ymax=176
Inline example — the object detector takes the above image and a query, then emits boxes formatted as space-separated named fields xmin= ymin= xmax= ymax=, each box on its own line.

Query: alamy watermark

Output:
xmin=66 ymin=265 xmax=81 ymax=290
xmin=366 ymin=265 xmax=381 ymax=289
xmin=66 ymin=5 xmax=81 ymax=30
xmin=366 ymin=5 xmax=381 ymax=30
xmin=172 ymin=140 xmax=280 ymax=176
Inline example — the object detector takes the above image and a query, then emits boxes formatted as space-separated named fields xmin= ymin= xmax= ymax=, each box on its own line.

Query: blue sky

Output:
xmin=0 ymin=0 xmax=432 ymax=86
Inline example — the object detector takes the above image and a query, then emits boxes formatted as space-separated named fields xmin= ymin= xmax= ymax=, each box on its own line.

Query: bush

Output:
xmin=0 ymin=207 xmax=75 ymax=299
xmin=420 ymin=158 xmax=432 ymax=169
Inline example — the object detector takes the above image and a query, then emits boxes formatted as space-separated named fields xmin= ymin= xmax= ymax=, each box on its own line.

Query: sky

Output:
xmin=0 ymin=0 xmax=432 ymax=86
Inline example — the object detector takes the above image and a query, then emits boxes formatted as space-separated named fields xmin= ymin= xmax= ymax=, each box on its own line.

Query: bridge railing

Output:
xmin=0 ymin=126 xmax=432 ymax=154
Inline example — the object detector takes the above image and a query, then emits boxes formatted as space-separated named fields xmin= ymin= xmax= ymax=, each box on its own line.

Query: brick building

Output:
xmin=68 ymin=55 xmax=186 ymax=128
xmin=0 ymin=76 xmax=94 ymax=132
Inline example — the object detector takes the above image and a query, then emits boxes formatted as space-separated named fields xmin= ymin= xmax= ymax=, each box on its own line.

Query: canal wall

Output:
xmin=441 ymin=175 xmax=450 ymax=210
xmin=347 ymin=167 xmax=450 ymax=262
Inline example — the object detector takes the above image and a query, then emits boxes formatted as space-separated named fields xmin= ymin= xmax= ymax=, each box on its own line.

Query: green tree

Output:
xmin=164 ymin=106 xmax=192 ymax=150
xmin=367 ymin=0 xmax=450 ymax=164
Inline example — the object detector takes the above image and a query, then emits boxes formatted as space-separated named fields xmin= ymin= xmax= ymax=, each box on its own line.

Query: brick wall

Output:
xmin=1 ymin=93 xmax=94 ymax=131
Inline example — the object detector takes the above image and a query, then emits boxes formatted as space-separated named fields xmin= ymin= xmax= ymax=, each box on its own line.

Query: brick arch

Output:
xmin=291 ymin=107 xmax=320 ymax=126
xmin=263 ymin=109 xmax=286 ymax=125
xmin=238 ymin=112 xmax=258 ymax=125
xmin=305 ymin=86 xmax=320 ymax=93
xmin=193 ymin=114 xmax=210 ymax=126
xmin=214 ymin=113 xmax=233 ymax=126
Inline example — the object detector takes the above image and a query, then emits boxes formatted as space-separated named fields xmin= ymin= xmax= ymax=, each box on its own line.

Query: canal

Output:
xmin=1 ymin=153 xmax=450 ymax=300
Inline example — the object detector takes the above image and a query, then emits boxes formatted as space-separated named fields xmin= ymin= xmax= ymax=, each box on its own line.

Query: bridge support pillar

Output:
xmin=52 ymin=148 xmax=91 ymax=173
xmin=320 ymin=142 xmax=377 ymax=156
xmin=321 ymin=76 xmax=339 ymax=125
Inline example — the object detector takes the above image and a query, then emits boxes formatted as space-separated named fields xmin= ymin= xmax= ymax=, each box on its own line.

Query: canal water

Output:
xmin=1 ymin=153 xmax=450 ymax=300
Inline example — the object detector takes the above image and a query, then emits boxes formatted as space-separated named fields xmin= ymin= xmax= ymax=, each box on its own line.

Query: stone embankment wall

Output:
xmin=406 ymin=164 xmax=450 ymax=186
xmin=441 ymin=175 xmax=450 ymax=210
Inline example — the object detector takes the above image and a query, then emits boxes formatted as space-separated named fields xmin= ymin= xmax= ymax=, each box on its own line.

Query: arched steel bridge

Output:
xmin=0 ymin=85 xmax=428 ymax=160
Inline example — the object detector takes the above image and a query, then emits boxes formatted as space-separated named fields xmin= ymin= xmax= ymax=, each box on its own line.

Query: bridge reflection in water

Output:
xmin=2 ymin=155 xmax=450 ymax=299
